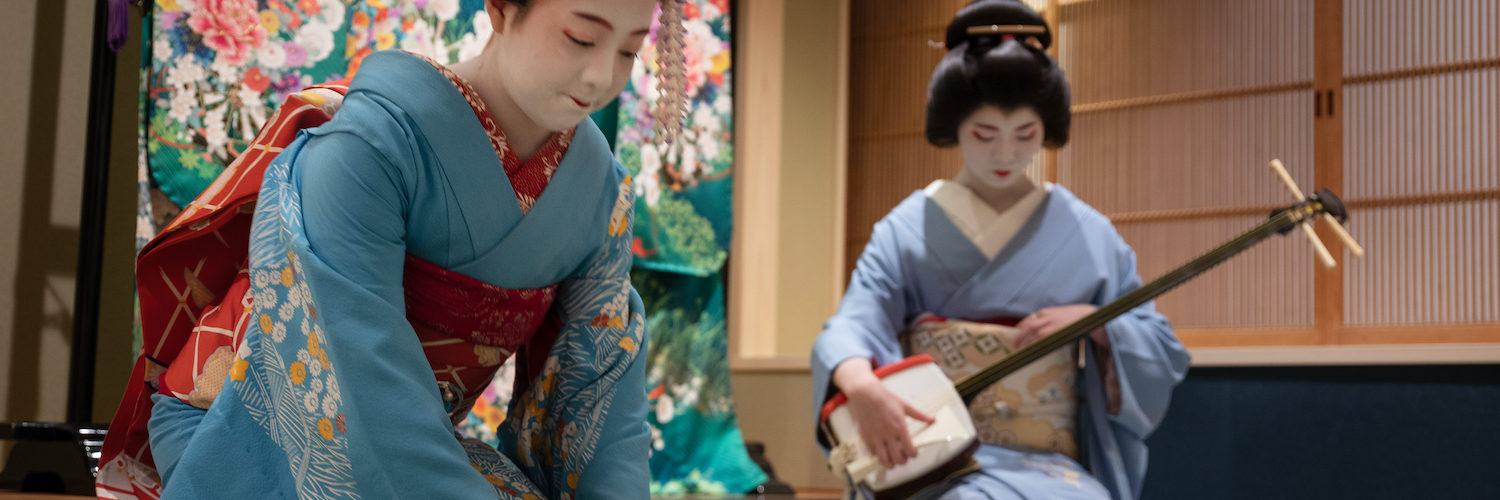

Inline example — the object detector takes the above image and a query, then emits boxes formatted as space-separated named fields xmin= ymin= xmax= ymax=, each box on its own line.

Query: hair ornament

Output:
xmin=652 ymin=0 xmax=689 ymax=146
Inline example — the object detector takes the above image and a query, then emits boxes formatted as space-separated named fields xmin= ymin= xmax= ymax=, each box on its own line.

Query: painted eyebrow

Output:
xmin=573 ymin=12 xmax=651 ymax=35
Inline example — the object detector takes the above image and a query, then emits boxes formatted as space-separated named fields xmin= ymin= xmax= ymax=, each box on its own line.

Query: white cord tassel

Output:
xmin=653 ymin=0 xmax=689 ymax=146
xmin=828 ymin=442 xmax=857 ymax=479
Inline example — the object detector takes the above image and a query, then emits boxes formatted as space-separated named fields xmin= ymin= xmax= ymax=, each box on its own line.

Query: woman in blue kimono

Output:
xmin=811 ymin=1 xmax=1191 ymax=499
xmin=99 ymin=1 xmax=684 ymax=499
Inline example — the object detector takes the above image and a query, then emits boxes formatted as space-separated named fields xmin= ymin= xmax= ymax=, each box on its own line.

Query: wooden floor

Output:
xmin=654 ymin=489 xmax=843 ymax=499
xmin=651 ymin=492 xmax=841 ymax=500
xmin=0 ymin=489 xmax=846 ymax=499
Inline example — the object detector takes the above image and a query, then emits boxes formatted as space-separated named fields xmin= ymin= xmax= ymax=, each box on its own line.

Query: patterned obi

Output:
xmin=402 ymin=254 xmax=557 ymax=424
xmin=902 ymin=314 xmax=1080 ymax=459
xmin=160 ymin=254 xmax=557 ymax=426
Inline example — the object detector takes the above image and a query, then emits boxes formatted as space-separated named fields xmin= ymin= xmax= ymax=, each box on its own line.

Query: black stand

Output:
xmin=744 ymin=441 xmax=797 ymax=496
xmin=0 ymin=422 xmax=107 ymax=495
xmin=67 ymin=0 xmax=119 ymax=428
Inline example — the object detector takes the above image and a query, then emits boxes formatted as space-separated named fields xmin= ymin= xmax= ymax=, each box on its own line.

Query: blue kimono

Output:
xmin=812 ymin=185 xmax=1191 ymax=500
xmin=144 ymin=51 xmax=649 ymax=499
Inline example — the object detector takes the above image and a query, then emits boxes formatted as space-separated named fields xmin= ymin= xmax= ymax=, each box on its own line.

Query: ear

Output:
xmin=486 ymin=0 xmax=519 ymax=36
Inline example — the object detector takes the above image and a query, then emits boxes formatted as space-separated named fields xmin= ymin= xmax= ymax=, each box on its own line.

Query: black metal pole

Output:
xmin=68 ymin=0 xmax=119 ymax=424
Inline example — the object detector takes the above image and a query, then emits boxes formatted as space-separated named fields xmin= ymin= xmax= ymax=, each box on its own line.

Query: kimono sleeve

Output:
xmin=810 ymin=218 xmax=911 ymax=438
xmin=292 ymin=131 xmax=502 ymax=498
xmin=498 ymin=172 xmax=649 ymax=500
xmin=1096 ymin=233 xmax=1192 ymax=439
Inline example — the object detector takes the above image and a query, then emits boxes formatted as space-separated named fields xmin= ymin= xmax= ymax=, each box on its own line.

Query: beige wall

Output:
xmin=1 ymin=0 xmax=139 ymax=430
xmin=730 ymin=370 xmax=840 ymax=490
xmin=773 ymin=0 xmax=845 ymax=359
xmin=726 ymin=0 xmax=847 ymax=490
xmin=728 ymin=0 xmax=847 ymax=360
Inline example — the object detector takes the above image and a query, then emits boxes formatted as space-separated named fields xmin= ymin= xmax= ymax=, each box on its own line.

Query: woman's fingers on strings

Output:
xmin=875 ymin=440 xmax=896 ymax=469
xmin=888 ymin=437 xmax=911 ymax=465
xmin=903 ymin=401 xmax=936 ymax=424
xmin=900 ymin=435 xmax=919 ymax=459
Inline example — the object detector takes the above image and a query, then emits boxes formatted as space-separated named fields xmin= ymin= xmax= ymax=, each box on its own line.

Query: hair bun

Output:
xmin=925 ymin=0 xmax=1070 ymax=149
xmin=975 ymin=39 xmax=1045 ymax=93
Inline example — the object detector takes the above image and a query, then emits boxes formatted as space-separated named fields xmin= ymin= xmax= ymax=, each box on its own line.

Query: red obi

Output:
xmin=402 ymin=254 xmax=558 ymax=423
xmin=150 ymin=253 xmax=558 ymax=427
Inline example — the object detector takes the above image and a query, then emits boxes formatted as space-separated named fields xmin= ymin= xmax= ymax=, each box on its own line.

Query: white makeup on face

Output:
xmin=494 ymin=0 xmax=655 ymax=132
xmin=955 ymin=105 xmax=1044 ymax=191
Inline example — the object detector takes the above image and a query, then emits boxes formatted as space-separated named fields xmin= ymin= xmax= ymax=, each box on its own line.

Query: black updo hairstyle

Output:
xmin=925 ymin=0 xmax=1071 ymax=149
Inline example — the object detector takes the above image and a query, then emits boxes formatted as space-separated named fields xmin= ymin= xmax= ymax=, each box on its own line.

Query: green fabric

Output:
xmin=633 ymin=269 xmax=767 ymax=494
xmin=615 ymin=0 xmax=764 ymax=493
xmin=589 ymin=99 xmax=620 ymax=152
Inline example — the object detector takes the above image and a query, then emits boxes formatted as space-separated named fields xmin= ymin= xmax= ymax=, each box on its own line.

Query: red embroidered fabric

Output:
xmin=403 ymin=254 xmax=558 ymax=423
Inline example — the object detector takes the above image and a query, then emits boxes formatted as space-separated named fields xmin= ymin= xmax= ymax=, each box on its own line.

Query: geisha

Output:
xmin=98 ymin=0 xmax=686 ymax=498
xmin=811 ymin=1 xmax=1191 ymax=498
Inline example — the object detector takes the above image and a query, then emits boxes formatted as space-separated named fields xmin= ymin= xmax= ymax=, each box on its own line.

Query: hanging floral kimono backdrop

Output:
xmin=615 ymin=0 xmax=765 ymax=494
xmin=135 ymin=0 xmax=763 ymax=494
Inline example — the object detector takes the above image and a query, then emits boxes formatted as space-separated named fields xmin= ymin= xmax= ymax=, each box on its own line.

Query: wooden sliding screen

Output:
xmin=1060 ymin=0 xmax=1317 ymax=344
xmin=1337 ymin=0 xmax=1500 ymax=343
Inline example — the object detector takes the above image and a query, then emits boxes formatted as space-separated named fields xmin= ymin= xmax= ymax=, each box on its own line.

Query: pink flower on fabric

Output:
xmin=283 ymin=42 xmax=308 ymax=68
xmin=186 ymin=0 xmax=269 ymax=65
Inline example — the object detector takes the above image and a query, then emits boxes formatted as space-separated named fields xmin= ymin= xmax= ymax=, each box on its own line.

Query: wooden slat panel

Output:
xmin=845 ymin=135 xmax=951 ymax=274
xmin=1060 ymin=0 xmax=1313 ymax=105
xmin=1059 ymin=92 xmax=1314 ymax=214
xmin=1340 ymin=0 xmax=1498 ymax=337
xmin=1117 ymin=215 xmax=1316 ymax=330
xmin=849 ymin=0 xmax=970 ymax=41
xmin=847 ymin=34 xmax=944 ymax=140
xmin=1343 ymin=200 xmax=1500 ymax=327
xmin=1343 ymin=68 xmax=1500 ymax=199
xmin=1343 ymin=0 xmax=1499 ymax=77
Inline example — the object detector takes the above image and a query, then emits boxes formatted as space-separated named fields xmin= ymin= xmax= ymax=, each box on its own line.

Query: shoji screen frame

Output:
xmin=1054 ymin=0 xmax=1325 ymax=354
xmin=1333 ymin=0 xmax=1500 ymax=347
xmin=1051 ymin=0 xmax=1500 ymax=363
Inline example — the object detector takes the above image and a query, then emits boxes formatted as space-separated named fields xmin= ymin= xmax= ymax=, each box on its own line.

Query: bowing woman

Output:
xmin=99 ymin=0 xmax=689 ymax=498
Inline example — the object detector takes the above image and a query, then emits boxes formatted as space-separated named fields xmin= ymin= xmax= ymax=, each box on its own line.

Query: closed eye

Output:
xmin=1016 ymin=122 xmax=1040 ymax=141
xmin=564 ymin=30 xmax=595 ymax=48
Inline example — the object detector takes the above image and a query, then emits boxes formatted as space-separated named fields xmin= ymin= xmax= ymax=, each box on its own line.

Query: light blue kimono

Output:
xmin=145 ymin=51 xmax=649 ymax=500
xmin=812 ymin=186 xmax=1191 ymax=500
